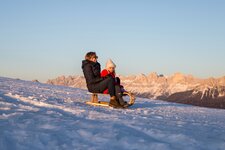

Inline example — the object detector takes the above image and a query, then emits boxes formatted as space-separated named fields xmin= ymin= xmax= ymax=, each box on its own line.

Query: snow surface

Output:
xmin=0 ymin=77 xmax=225 ymax=150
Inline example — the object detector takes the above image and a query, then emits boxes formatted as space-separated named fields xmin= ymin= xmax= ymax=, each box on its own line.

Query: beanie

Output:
xmin=106 ymin=59 xmax=116 ymax=69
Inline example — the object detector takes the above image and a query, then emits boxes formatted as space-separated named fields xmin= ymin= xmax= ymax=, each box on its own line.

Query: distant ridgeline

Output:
xmin=47 ymin=72 xmax=225 ymax=109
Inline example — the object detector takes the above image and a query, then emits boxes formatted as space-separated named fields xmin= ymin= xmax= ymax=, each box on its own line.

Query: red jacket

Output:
xmin=101 ymin=69 xmax=119 ymax=94
xmin=101 ymin=69 xmax=116 ymax=79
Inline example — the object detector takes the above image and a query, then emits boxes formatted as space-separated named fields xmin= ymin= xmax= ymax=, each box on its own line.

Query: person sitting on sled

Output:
xmin=101 ymin=59 xmax=129 ymax=107
xmin=82 ymin=52 xmax=126 ymax=108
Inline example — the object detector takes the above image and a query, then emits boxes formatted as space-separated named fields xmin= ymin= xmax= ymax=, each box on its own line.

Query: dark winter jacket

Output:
xmin=82 ymin=60 xmax=104 ymax=90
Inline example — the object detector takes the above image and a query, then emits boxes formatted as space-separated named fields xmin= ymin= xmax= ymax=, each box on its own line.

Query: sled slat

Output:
xmin=86 ymin=101 xmax=109 ymax=107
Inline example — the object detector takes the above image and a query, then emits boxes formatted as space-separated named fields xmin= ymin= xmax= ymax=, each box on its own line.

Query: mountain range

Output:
xmin=46 ymin=72 xmax=225 ymax=109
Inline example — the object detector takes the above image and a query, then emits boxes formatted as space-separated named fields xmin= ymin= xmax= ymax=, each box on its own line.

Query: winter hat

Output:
xmin=106 ymin=59 xmax=116 ymax=69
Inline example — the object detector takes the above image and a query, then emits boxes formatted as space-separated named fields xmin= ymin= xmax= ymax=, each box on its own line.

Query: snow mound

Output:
xmin=0 ymin=77 xmax=225 ymax=150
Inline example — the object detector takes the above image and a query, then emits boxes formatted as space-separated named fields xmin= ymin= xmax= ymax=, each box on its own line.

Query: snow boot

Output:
xmin=109 ymin=96 xmax=123 ymax=108
xmin=116 ymin=92 xmax=129 ymax=108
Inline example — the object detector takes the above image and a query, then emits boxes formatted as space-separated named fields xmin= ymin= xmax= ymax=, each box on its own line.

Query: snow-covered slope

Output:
xmin=0 ymin=77 xmax=225 ymax=150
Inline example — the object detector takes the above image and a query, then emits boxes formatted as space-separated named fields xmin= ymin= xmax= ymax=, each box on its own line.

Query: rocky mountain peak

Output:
xmin=135 ymin=73 xmax=148 ymax=82
xmin=47 ymin=72 xmax=225 ymax=105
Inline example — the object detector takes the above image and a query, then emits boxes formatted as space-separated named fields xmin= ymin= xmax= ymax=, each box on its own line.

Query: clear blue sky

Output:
xmin=0 ymin=0 xmax=225 ymax=82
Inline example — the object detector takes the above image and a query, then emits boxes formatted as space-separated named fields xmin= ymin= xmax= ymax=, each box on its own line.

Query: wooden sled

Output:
xmin=86 ymin=92 xmax=135 ymax=108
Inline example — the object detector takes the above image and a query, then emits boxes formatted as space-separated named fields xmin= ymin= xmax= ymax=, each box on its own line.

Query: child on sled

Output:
xmin=101 ymin=59 xmax=128 ymax=107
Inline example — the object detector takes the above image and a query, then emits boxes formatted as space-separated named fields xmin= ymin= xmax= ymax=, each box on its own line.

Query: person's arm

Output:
xmin=92 ymin=62 xmax=101 ymax=77
xmin=92 ymin=77 xmax=104 ymax=84
xmin=83 ymin=64 xmax=103 ymax=84
xmin=101 ymin=69 xmax=108 ymax=77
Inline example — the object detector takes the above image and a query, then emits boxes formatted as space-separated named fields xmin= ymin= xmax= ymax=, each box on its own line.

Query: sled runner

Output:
xmin=86 ymin=92 xmax=135 ymax=108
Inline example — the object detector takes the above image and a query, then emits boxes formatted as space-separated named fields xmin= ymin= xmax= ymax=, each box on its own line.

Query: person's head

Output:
xmin=106 ymin=59 xmax=116 ymax=73
xmin=85 ymin=52 xmax=98 ymax=63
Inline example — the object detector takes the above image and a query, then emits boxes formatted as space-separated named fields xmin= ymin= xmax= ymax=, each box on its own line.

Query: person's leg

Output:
xmin=89 ymin=77 xmax=122 ymax=108
xmin=116 ymin=77 xmax=121 ymax=85
xmin=93 ymin=77 xmax=116 ymax=97
xmin=106 ymin=77 xmax=116 ymax=97
xmin=115 ymin=85 xmax=126 ymax=106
